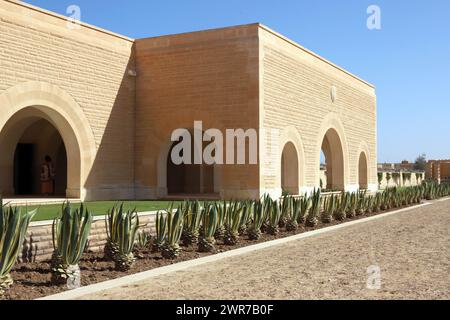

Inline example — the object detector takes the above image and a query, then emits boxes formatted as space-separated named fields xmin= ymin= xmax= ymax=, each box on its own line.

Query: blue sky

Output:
xmin=25 ymin=0 xmax=450 ymax=163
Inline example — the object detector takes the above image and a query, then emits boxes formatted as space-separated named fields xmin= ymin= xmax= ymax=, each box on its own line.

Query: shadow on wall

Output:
xmin=84 ymin=50 xmax=136 ymax=201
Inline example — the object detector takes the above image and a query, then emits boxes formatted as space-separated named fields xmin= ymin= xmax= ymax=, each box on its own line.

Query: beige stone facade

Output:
xmin=426 ymin=160 xmax=450 ymax=184
xmin=0 ymin=1 xmax=377 ymax=201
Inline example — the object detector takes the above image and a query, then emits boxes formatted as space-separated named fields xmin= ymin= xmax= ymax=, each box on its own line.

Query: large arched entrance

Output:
xmin=320 ymin=128 xmax=345 ymax=191
xmin=281 ymin=142 xmax=299 ymax=195
xmin=358 ymin=152 xmax=368 ymax=190
xmin=0 ymin=82 xmax=97 ymax=200
xmin=0 ymin=108 xmax=73 ymax=198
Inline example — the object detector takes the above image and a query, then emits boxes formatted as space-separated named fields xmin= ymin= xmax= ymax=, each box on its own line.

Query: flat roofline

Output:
xmin=258 ymin=24 xmax=375 ymax=89
xmin=137 ymin=23 xmax=374 ymax=89
xmin=136 ymin=22 xmax=261 ymax=42
xmin=5 ymin=0 xmax=134 ymax=42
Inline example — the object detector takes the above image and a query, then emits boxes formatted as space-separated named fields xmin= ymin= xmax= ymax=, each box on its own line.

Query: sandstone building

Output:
xmin=426 ymin=160 xmax=450 ymax=184
xmin=0 ymin=0 xmax=377 ymax=201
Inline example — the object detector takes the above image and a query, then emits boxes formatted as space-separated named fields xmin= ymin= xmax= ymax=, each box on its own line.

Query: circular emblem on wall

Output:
xmin=331 ymin=86 xmax=337 ymax=103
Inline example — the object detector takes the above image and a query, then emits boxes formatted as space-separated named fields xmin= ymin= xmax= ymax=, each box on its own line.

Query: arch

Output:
xmin=281 ymin=142 xmax=299 ymax=195
xmin=358 ymin=152 xmax=368 ymax=190
xmin=0 ymin=82 xmax=96 ymax=199
xmin=157 ymin=127 xmax=221 ymax=197
xmin=316 ymin=113 xmax=349 ymax=191
xmin=277 ymin=126 xmax=306 ymax=195
xmin=356 ymin=141 xmax=371 ymax=190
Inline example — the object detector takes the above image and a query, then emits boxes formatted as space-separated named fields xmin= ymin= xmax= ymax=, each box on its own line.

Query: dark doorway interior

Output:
xmin=167 ymin=141 xmax=201 ymax=194
xmin=14 ymin=143 xmax=34 ymax=195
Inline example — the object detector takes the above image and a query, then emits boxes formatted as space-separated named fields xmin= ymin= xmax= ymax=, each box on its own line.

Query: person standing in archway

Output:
xmin=40 ymin=155 xmax=55 ymax=196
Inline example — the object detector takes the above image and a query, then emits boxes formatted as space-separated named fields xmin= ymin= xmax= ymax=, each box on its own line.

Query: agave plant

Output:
xmin=306 ymin=189 xmax=321 ymax=227
xmin=346 ymin=193 xmax=358 ymax=218
xmin=380 ymin=190 xmax=389 ymax=211
xmin=223 ymin=202 xmax=242 ymax=245
xmin=153 ymin=210 xmax=167 ymax=252
xmin=0 ymin=201 xmax=36 ymax=297
xmin=181 ymin=200 xmax=202 ymax=246
xmin=51 ymin=202 xmax=93 ymax=284
xmin=248 ymin=201 xmax=267 ymax=240
xmin=372 ymin=192 xmax=382 ymax=213
xmin=424 ymin=182 xmax=437 ymax=200
xmin=278 ymin=195 xmax=290 ymax=228
xmin=286 ymin=197 xmax=302 ymax=231
xmin=297 ymin=195 xmax=311 ymax=224
xmin=198 ymin=204 xmax=218 ymax=252
xmin=333 ymin=192 xmax=348 ymax=221
xmin=320 ymin=194 xmax=335 ymax=223
xmin=266 ymin=199 xmax=281 ymax=235
xmin=238 ymin=201 xmax=253 ymax=236
xmin=135 ymin=230 xmax=152 ymax=251
xmin=364 ymin=195 xmax=374 ymax=214
xmin=104 ymin=204 xmax=140 ymax=270
xmin=356 ymin=191 xmax=366 ymax=216
xmin=161 ymin=208 xmax=184 ymax=259
xmin=214 ymin=201 xmax=226 ymax=240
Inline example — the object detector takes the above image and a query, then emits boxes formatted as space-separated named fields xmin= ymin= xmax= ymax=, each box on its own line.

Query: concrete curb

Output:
xmin=38 ymin=201 xmax=433 ymax=300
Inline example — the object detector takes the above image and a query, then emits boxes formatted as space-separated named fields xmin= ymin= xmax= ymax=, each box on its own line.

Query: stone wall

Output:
xmin=259 ymin=25 xmax=377 ymax=197
xmin=0 ymin=0 xmax=136 ymax=200
xmin=20 ymin=213 xmax=156 ymax=263
xmin=134 ymin=24 xmax=261 ymax=199
xmin=378 ymin=171 xmax=424 ymax=189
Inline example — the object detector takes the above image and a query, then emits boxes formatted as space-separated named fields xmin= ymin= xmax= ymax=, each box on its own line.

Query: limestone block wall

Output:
xmin=0 ymin=0 xmax=136 ymax=200
xmin=259 ymin=25 xmax=377 ymax=197
xmin=378 ymin=171 xmax=424 ymax=189
xmin=134 ymin=24 xmax=260 ymax=199
xmin=20 ymin=213 xmax=156 ymax=263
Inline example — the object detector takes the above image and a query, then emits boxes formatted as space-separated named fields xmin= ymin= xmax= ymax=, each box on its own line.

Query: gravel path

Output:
xmin=80 ymin=199 xmax=450 ymax=300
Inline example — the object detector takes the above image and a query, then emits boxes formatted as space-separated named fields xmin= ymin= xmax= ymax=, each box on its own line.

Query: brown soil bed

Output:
xmin=2 ymin=204 xmax=419 ymax=300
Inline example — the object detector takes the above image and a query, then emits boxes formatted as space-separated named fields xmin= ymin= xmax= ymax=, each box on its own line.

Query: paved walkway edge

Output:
xmin=38 ymin=200 xmax=441 ymax=300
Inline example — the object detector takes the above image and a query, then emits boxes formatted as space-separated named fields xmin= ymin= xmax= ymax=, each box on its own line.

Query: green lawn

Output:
xmin=20 ymin=201 xmax=182 ymax=222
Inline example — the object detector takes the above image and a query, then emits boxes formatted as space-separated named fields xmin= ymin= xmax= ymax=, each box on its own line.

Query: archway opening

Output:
xmin=281 ymin=142 xmax=299 ymax=195
xmin=358 ymin=152 xmax=368 ymax=190
xmin=12 ymin=119 xmax=67 ymax=197
xmin=0 ymin=107 xmax=81 ymax=199
xmin=166 ymin=133 xmax=215 ymax=196
xmin=320 ymin=128 xmax=345 ymax=191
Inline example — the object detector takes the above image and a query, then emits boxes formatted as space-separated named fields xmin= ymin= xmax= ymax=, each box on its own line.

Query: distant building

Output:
xmin=426 ymin=160 xmax=450 ymax=184
xmin=378 ymin=161 xmax=414 ymax=172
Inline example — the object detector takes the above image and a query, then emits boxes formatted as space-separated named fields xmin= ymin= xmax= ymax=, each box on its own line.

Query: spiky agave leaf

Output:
xmin=198 ymin=204 xmax=218 ymax=252
xmin=286 ymin=197 xmax=301 ymax=231
xmin=0 ymin=202 xmax=36 ymax=296
xmin=266 ymin=199 xmax=281 ymax=235
xmin=306 ymin=189 xmax=321 ymax=227
xmin=278 ymin=195 xmax=290 ymax=228
xmin=238 ymin=201 xmax=253 ymax=235
xmin=356 ymin=191 xmax=366 ymax=216
xmin=181 ymin=200 xmax=202 ymax=246
xmin=297 ymin=195 xmax=311 ymax=224
xmin=153 ymin=210 xmax=167 ymax=252
xmin=320 ymin=195 xmax=335 ymax=223
xmin=223 ymin=201 xmax=242 ymax=245
xmin=51 ymin=202 xmax=93 ymax=283
xmin=248 ymin=200 xmax=267 ymax=240
xmin=214 ymin=201 xmax=226 ymax=240
xmin=162 ymin=207 xmax=184 ymax=259
xmin=346 ymin=193 xmax=357 ymax=218
xmin=334 ymin=192 xmax=348 ymax=221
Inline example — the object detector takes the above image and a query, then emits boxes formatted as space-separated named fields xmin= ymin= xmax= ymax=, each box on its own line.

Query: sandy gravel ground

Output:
xmin=80 ymin=199 xmax=450 ymax=300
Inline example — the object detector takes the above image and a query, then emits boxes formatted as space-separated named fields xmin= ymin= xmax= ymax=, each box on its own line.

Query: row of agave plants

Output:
xmin=1 ymin=182 xmax=449 ymax=297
